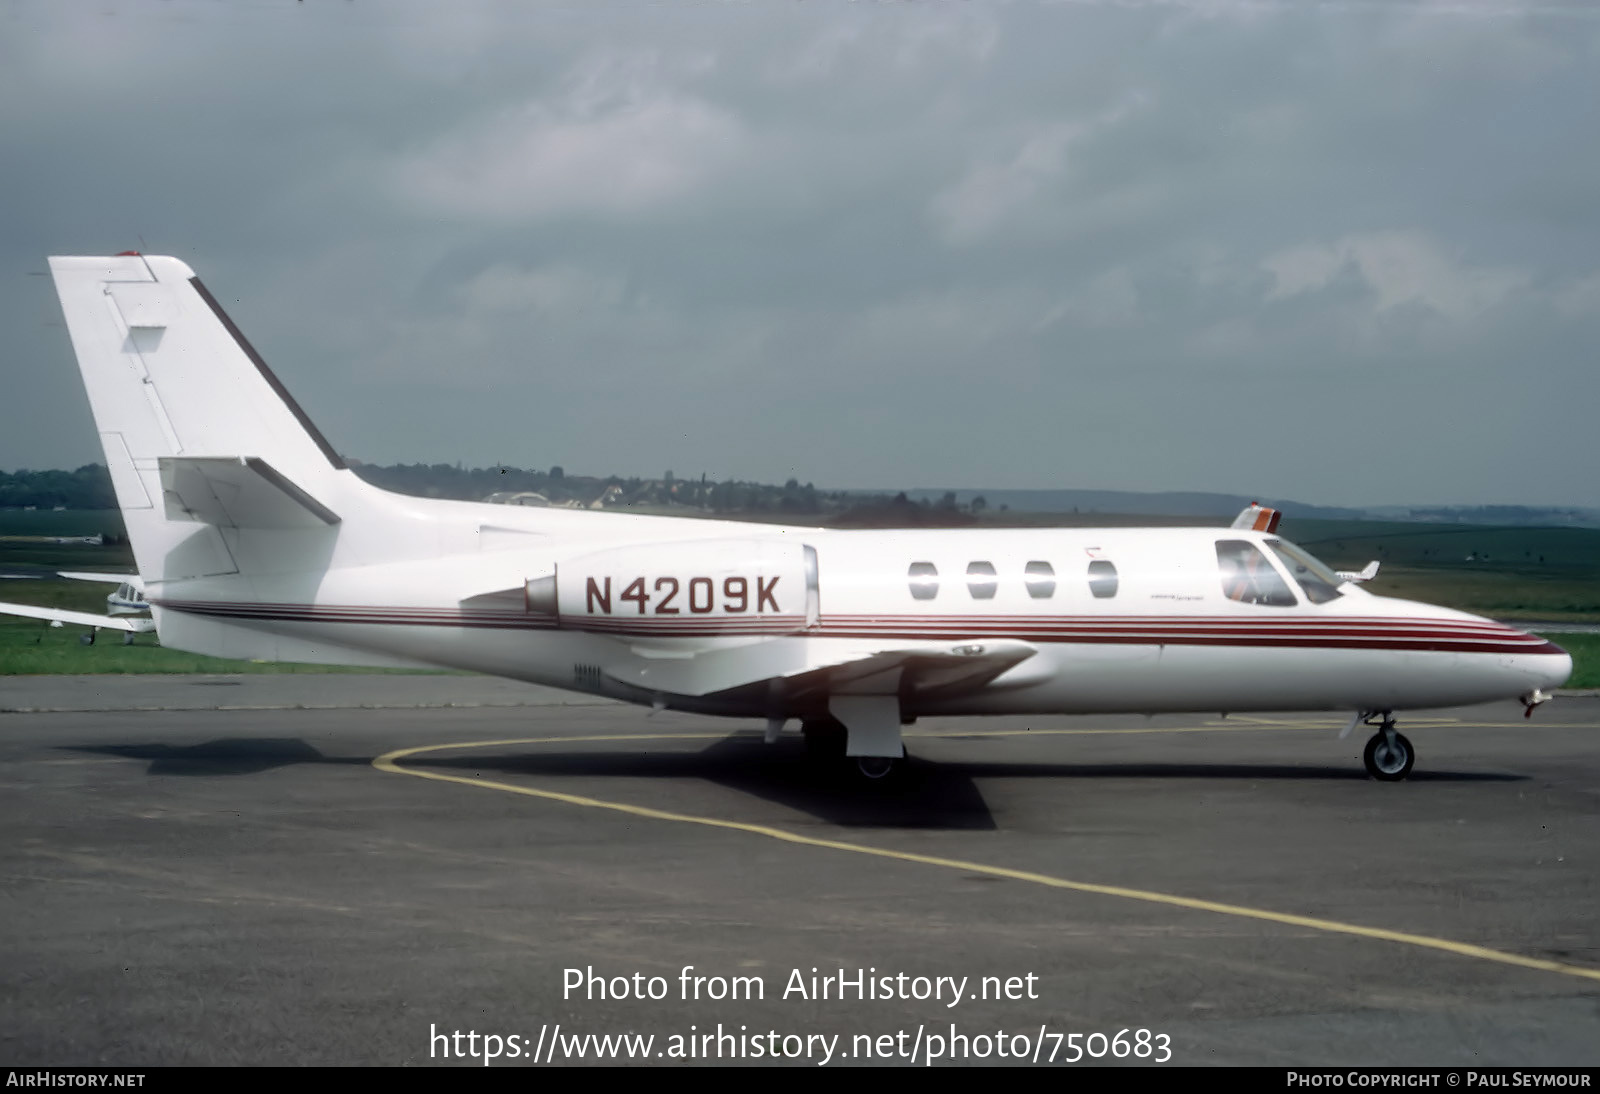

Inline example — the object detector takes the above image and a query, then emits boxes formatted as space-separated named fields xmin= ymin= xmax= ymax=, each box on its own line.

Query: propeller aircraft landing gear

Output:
xmin=1361 ymin=713 xmax=1414 ymax=781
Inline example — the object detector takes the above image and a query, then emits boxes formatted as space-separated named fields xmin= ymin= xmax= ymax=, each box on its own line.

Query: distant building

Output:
xmin=483 ymin=491 xmax=550 ymax=507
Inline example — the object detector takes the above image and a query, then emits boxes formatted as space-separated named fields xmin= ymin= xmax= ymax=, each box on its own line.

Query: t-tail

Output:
xmin=49 ymin=255 xmax=356 ymax=570
xmin=49 ymin=254 xmax=445 ymax=666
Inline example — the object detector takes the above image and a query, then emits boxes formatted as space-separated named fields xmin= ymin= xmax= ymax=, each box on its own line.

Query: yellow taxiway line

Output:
xmin=374 ymin=728 xmax=1600 ymax=987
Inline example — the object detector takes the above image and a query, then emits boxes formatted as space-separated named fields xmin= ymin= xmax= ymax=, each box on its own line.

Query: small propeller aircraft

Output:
xmin=42 ymin=254 xmax=1570 ymax=780
xmin=0 ymin=572 xmax=153 ymax=644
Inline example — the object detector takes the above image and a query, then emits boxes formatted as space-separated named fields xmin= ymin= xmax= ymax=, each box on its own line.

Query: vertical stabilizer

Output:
xmin=48 ymin=255 xmax=348 ymax=582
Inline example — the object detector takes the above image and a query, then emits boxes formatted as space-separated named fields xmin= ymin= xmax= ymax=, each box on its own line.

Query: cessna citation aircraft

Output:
xmin=46 ymin=254 xmax=1571 ymax=781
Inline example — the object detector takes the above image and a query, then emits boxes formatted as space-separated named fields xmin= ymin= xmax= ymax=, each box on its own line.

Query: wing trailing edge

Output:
xmin=605 ymin=637 xmax=1038 ymax=699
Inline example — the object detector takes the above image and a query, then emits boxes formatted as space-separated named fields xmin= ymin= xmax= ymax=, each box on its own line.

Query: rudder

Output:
xmin=49 ymin=254 xmax=348 ymax=581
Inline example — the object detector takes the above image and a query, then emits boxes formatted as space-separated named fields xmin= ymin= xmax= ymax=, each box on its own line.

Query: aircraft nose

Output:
xmin=1535 ymin=640 xmax=1574 ymax=691
xmin=1502 ymin=624 xmax=1572 ymax=692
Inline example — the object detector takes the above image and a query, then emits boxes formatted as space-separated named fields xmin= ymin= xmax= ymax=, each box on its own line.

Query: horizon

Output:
xmin=4 ymin=460 xmax=1596 ymax=519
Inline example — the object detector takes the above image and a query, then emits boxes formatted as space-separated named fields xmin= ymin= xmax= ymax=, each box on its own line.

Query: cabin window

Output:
xmin=1087 ymin=559 xmax=1118 ymax=599
xmin=1216 ymin=540 xmax=1296 ymax=607
xmin=1266 ymin=539 xmax=1344 ymax=605
xmin=1024 ymin=560 xmax=1056 ymax=599
xmin=966 ymin=561 xmax=998 ymax=599
xmin=908 ymin=561 xmax=939 ymax=600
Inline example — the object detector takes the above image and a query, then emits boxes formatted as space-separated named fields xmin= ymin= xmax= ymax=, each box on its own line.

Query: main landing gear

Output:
xmin=1359 ymin=712 xmax=1415 ymax=782
xmin=801 ymin=719 xmax=905 ymax=782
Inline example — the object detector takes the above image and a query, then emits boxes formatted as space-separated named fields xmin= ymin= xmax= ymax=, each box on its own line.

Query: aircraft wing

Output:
xmin=606 ymin=638 xmax=1037 ymax=700
xmin=0 ymin=601 xmax=156 ymax=632
xmin=57 ymin=571 xmax=142 ymax=587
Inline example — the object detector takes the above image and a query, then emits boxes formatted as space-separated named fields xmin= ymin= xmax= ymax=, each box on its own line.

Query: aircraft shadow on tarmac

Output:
xmin=58 ymin=734 xmax=1526 ymax=830
xmin=415 ymin=736 xmax=1002 ymax=830
xmin=63 ymin=738 xmax=370 ymax=777
xmin=391 ymin=733 xmax=1528 ymax=830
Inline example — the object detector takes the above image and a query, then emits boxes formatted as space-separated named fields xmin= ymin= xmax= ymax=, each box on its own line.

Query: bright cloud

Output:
xmin=1262 ymin=231 xmax=1528 ymax=319
xmin=391 ymin=53 xmax=742 ymax=221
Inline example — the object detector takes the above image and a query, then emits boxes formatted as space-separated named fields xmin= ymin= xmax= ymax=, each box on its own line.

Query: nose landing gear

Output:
xmin=1360 ymin=713 xmax=1414 ymax=781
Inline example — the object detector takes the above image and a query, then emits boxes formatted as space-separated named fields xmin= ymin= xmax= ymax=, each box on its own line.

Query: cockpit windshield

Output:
xmin=1216 ymin=540 xmax=1297 ymax=606
xmin=1265 ymin=539 xmax=1344 ymax=604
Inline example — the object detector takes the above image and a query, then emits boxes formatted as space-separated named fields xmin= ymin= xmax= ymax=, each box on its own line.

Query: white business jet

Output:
xmin=45 ymin=254 xmax=1570 ymax=780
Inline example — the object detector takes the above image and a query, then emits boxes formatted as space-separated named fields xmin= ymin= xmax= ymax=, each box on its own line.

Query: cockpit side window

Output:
xmin=1265 ymin=539 xmax=1343 ymax=605
xmin=1216 ymin=540 xmax=1297 ymax=607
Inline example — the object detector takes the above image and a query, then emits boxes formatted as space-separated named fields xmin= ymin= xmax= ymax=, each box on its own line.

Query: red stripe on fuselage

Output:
xmin=151 ymin=599 xmax=1564 ymax=655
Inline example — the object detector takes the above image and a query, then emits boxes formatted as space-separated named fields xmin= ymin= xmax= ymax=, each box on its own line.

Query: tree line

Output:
xmin=0 ymin=463 xmax=990 ymax=526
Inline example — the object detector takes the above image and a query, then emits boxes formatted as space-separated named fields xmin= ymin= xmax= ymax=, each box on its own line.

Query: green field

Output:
xmin=0 ymin=576 xmax=436 ymax=675
xmin=1278 ymin=518 xmax=1600 ymax=622
xmin=0 ymin=619 xmax=428 ymax=675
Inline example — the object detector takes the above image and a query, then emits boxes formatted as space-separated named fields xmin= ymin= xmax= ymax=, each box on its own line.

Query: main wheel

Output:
xmin=855 ymin=755 xmax=902 ymax=781
xmin=1363 ymin=731 xmax=1414 ymax=781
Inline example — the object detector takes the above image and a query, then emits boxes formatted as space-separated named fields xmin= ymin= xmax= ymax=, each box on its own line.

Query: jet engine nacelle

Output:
xmin=525 ymin=538 xmax=818 ymax=634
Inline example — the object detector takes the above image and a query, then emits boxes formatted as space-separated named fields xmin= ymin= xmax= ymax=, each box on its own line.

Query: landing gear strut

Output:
xmin=1360 ymin=713 xmax=1414 ymax=781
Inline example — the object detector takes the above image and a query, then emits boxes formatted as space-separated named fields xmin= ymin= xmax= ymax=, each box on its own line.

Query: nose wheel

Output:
xmin=1361 ymin=716 xmax=1414 ymax=781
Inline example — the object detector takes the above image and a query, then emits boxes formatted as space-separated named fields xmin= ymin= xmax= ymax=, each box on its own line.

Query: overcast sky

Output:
xmin=3 ymin=0 xmax=1598 ymax=508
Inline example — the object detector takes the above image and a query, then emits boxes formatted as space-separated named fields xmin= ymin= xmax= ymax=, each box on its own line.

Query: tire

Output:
xmin=855 ymin=756 xmax=901 ymax=781
xmin=1363 ymin=731 xmax=1414 ymax=781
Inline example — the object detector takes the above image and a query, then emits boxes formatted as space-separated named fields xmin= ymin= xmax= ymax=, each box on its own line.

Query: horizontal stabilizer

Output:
xmin=0 ymin=602 xmax=155 ymax=632
xmin=161 ymin=457 xmax=340 ymax=529
xmin=57 ymin=571 xmax=141 ymax=586
xmin=606 ymin=637 xmax=1036 ymax=699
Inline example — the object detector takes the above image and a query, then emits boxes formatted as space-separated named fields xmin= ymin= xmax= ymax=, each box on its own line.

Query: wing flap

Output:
xmin=605 ymin=637 xmax=1036 ymax=699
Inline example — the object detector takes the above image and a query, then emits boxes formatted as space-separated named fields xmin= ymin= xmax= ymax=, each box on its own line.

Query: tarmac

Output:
xmin=2 ymin=674 xmax=1597 ymax=1067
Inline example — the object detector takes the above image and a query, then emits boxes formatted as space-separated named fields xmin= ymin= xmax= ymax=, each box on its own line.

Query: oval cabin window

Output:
xmin=1087 ymin=559 xmax=1118 ymax=599
xmin=1025 ymin=561 xmax=1056 ymax=599
xmin=966 ymin=561 xmax=998 ymax=599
